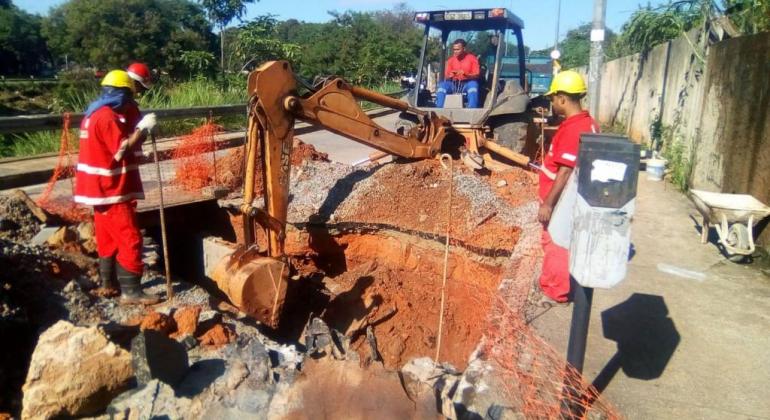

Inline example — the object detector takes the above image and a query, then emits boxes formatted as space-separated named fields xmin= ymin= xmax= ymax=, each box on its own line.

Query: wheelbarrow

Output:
xmin=689 ymin=189 xmax=770 ymax=262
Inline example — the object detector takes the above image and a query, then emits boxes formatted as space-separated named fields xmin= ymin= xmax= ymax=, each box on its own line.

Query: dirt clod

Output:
xmin=172 ymin=305 xmax=202 ymax=337
xmin=198 ymin=323 xmax=237 ymax=347
xmin=139 ymin=311 xmax=176 ymax=335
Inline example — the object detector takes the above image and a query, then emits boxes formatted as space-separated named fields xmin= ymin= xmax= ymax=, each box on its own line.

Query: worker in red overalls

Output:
xmin=537 ymin=70 xmax=598 ymax=305
xmin=75 ymin=70 xmax=160 ymax=305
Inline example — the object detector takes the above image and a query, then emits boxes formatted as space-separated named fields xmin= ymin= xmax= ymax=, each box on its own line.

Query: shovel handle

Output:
xmin=149 ymin=130 xmax=174 ymax=299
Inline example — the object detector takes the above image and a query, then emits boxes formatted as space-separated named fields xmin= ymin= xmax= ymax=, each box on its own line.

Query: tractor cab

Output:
xmin=402 ymin=8 xmax=533 ymax=152
xmin=408 ymin=9 xmax=529 ymax=121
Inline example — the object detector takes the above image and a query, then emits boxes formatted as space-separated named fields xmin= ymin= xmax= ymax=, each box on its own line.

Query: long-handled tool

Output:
xmin=149 ymin=131 xmax=174 ymax=299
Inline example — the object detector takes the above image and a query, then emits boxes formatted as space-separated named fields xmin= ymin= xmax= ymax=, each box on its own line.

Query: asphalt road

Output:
xmin=532 ymin=176 xmax=770 ymax=419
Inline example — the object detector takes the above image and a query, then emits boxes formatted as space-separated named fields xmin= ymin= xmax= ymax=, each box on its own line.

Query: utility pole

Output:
xmin=587 ymin=0 xmax=607 ymax=118
xmin=554 ymin=0 xmax=561 ymax=54
xmin=551 ymin=0 xmax=562 ymax=76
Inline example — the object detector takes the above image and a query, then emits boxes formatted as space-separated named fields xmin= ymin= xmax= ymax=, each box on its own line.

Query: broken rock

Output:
xmin=21 ymin=320 xmax=133 ymax=419
xmin=131 ymin=330 xmax=189 ymax=387
xmin=107 ymin=379 xmax=191 ymax=419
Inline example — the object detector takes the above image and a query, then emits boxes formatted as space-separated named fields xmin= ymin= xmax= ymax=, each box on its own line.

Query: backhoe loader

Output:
xmin=211 ymin=60 xmax=529 ymax=328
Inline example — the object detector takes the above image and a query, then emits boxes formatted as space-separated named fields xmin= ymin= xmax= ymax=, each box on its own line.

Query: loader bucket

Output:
xmin=210 ymin=247 xmax=288 ymax=329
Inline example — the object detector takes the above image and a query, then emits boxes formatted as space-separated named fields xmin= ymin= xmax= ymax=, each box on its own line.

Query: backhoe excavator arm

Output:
xmin=241 ymin=60 xmax=453 ymax=256
xmin=214 ymin=60 xmax=528 ymax=329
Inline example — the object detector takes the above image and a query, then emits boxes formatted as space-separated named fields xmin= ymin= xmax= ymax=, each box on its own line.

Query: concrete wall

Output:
xmin=589 ymin=31 xmax=770 ymax=245
xmin=592 ymin=29 xmax=707 ymax=143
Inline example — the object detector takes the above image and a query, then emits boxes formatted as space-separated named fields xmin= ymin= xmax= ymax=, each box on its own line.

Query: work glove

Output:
xmin=136 ymin=113 xmax=157 ymax=133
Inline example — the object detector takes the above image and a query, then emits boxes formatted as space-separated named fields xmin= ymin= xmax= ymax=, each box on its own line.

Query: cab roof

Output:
xmin=413 ymin=8 xmax=524 ymax=31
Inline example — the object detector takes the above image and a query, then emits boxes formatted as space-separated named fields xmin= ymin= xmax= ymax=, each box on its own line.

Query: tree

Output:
xmin=0 ymin=1 xmax=50 ymax=75
xmin=197 ymin=0 xmax=256 ymax=72
xmin=276 ymin=6 xmax=423 ymax=86
xmin=229 ymin=15 xmax=299 ymax=72
xmin=532 ymin=24 xmax=617 ymax=69
xmin=179 ymin=50 xmax=217 ymax=77
xmin=42 ymin=0 xmax=215 ymax=77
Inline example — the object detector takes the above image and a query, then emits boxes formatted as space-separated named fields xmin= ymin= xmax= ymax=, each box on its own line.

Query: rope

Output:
xmin=435 ymin=153 xmax=453 ymax=362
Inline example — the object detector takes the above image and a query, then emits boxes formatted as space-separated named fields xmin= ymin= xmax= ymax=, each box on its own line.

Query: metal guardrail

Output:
xmin=0 ymin=104 xmax=246 ymax=135
xmin=0 ymin=89 xmax=409 ymax=135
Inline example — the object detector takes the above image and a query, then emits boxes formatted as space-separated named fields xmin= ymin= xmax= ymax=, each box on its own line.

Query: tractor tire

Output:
xmin=492 ymin=119 xmax=529 ymax=154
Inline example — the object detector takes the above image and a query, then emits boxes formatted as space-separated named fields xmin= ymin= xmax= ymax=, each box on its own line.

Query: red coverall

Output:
xmin=538 ymin=111 xmax=598 ymax=302
xmin=74 ymin=106 xmax=145 ymax=274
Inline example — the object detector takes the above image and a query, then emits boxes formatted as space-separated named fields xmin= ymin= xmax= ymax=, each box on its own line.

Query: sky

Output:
xmin=15 ymin=0 xmax=666 ymax=50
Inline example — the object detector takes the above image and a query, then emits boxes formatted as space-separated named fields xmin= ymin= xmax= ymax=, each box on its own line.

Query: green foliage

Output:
xmin=229 ymin=15 xmax=300 ymax=72
xmin=532 ymin=24 xmax=618 ymax=69
xmin=42 ymin=0 xmax=215 ymax=75
xmin=654 ymin=122 xmax=693 ymax=191
xmin=613 ymin=2 xmax=708 ymax=56
xmin=0 ymin=130 xmax=75 ymax=157
xmin=0 ymin=1 xmax=50 ymax=75
xmin=50 ymin=69 xmax=100 ymax=112
xmin=178 ymin=50 xmax=218 ymax=77
xmin=197 ymin=0 xmax=254 ymax=27
xmin=723 ymin=0 xmax=770 ymax=33
xmin=275 ymin=6 xmax=422 ymax=85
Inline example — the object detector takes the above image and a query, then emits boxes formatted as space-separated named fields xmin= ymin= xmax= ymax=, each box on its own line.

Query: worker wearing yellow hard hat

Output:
xmin=537 ymin=69 xmax=597 ymax=306
xmin=76 ymin=69 xmax=160 ymax=305
xmin=100 ymin=69 xmax=136 ymax=92
xmin=545 ymin=70 xmax=587 ymax=96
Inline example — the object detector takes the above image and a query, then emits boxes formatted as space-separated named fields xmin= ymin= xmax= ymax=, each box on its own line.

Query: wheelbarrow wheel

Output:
xmin=726 ymin=223 xmax=750 ymax=263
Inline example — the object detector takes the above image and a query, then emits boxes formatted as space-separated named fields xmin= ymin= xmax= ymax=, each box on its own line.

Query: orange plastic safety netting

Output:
xmin=36 ymin=113 xmax=90 ymax=222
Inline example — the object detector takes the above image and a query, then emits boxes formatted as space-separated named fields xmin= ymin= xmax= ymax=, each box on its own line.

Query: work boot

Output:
xmin=116 ymin=264 xmax=161 ymax=305
xmin=91 ymin=257 xmax=120 ymax=298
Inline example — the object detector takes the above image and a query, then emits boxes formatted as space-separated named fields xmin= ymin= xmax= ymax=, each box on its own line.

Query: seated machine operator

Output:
xmin=436 ymin=38 xmax=480 ymax=108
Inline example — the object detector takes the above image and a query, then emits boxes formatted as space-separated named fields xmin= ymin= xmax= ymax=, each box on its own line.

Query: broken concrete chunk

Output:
xmin=21 ymin=320 xmax=133 ymax=419
xmin=107 ymin=379 xmax=191 ymax=419
xmin=47 ymin=226 xmax=78 ymax=247
xmin=30 ymin=225 xmax=59 ymax=246
xmin=131 ymin=330 xmax=189 ymax=387
xmin=76 ymin=222 xmax=95 ymax=241
xmin=13 ymin=189 xmax=50 ymax=223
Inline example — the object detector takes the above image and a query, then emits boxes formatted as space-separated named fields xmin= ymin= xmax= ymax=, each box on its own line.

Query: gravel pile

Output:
xmin=0 ymin=195 xmax=42 ymax=242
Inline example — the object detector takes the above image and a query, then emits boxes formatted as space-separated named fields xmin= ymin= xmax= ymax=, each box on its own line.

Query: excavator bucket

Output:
xmin=210 ymin=247 xmax=288 ymax=329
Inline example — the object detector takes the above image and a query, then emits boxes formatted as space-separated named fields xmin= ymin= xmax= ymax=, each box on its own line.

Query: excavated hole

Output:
xmin=276 ymin=226 xmax=507 ymax=370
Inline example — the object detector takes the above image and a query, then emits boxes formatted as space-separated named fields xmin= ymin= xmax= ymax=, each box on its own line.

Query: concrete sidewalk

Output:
xmin=532 ymin=175 xmax=770 ymax=419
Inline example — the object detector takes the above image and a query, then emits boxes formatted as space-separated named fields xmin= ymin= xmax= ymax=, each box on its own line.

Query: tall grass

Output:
xmin=0 ymin=130 xmax=77 ymax=158
xmin=3 ymin=76 xmax=403 ymax=157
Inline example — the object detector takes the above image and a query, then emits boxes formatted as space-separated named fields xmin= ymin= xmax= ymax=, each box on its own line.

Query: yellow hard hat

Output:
xmin=101 ymin=70 xmax=135 ymax=92
xmin=545 ymin=70 xmax=587 ymax=96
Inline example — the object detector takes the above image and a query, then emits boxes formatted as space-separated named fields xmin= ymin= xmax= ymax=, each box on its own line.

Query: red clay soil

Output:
xmin=318 ymin=233 xmax=503 ymax=370
xmin=342 ymin=159 xmax=525 ymax=251
xmin=198 ymin=323 xmax=237 ymax=347
xmin=209 ymin=138 xmax=329 ymax=193
xmin=281 ymin=357 xmax=438 ymax=419
xmin=487 ymin=169 xmax=539 ymax=207
xmin=172 ymin=306 xmax=202 ymax=337
xmin=139 ymin=311 xmax=176 ymax=335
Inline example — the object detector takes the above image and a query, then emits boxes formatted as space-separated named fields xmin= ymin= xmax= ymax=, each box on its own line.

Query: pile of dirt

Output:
xmin=200 ymin=138 xmax=329 ymax=193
